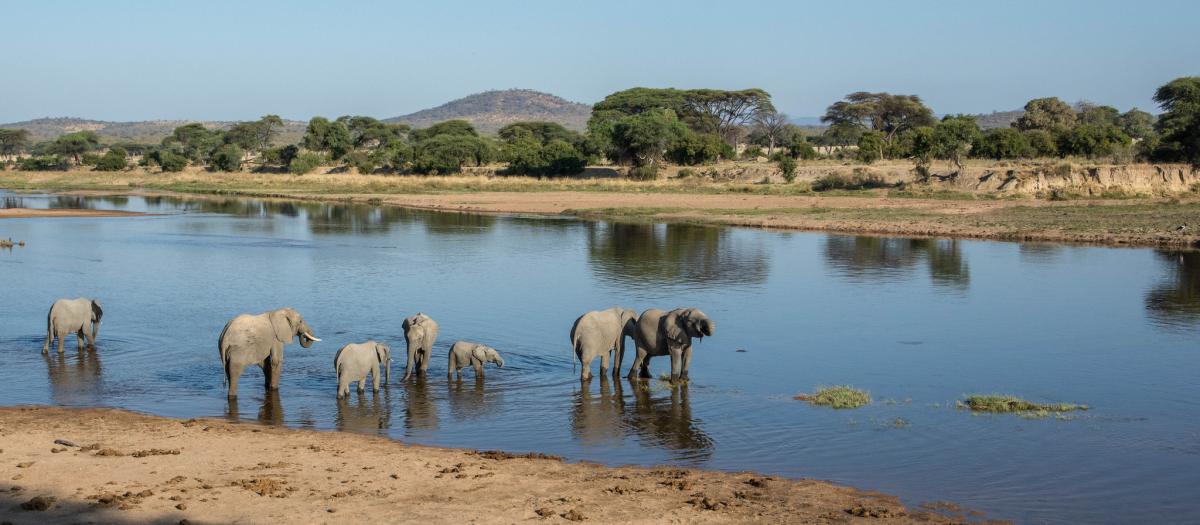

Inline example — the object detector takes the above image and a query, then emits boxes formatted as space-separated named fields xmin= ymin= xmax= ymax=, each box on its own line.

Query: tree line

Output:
xmin=2 ymin=76 xmax=1197 ymax=177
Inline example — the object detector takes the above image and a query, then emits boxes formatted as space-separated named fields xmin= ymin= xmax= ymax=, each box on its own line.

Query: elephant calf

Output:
xmin=334 ymin=341 xmax=391 ymax=398
xmin=43 ymin=297 xmax=103 ymax=354
xmin=447 ymin=341 xmax=504 ymax=380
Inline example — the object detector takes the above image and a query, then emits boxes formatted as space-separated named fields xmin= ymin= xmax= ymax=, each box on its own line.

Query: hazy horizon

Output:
xmin=2 ymin=0 xmax=1197 ymax=122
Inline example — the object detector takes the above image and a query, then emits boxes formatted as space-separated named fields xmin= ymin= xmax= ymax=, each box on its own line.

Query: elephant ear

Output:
xmin=471 ymin=346 xmax=488 ymax=363
xmin=90 ymin=300 xmax=104 ymax=322
xmin=269 ymin=309 xmax=294 ymax=343
xmin=664 ymin=309 xmax=687 ymax=348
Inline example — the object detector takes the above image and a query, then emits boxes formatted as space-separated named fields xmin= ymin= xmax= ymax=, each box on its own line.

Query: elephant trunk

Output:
xmin=496 ymin=357 xmax=505 ymax=368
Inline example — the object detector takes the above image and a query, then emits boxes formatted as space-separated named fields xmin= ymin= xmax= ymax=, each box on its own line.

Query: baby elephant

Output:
xmin=334 ymin=341 xmax=391 ymax=398
xmin=447 ymin=341 xmax=504 ymax=380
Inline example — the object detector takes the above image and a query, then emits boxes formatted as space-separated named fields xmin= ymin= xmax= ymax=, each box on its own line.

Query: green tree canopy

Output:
xmin=50 ymin=131 xmax=100 ymax=163
xmin=413 ymin=134 xmax=491 ymax=174
xmin=1152 ymin=76 xmax=1200 ymax=165
xmin=411 ymin=120 xmax=478 ymax=141
xmin=0 ymin=128 xmax=31 ymax=159
xmin=973 ymin=128 xmax=1034 ymax=160
xmin=821 ymin=92 xmax=935 ymax=145
xmin=609 ymin=109 xmax=689 ymax=167
xmin=302 ymin=117 xmax=353 ymax=159
xmin=1117 ymin=108 xmax=1156 ymax=141
xmin=163 ymin=123 xmax=224 ymax=162
xmin=1014 ymin=97 xmax=1076 ymax=132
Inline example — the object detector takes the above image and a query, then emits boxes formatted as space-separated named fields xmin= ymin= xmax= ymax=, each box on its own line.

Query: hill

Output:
xmin=0 ymin=117 xmax=307 ymax=144
xmin=385 ymin=89 xmax=592 ymax=134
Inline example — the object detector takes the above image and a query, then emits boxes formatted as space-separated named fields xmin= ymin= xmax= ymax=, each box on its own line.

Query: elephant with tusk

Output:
xmin=43 ymin=297 xmax=103 ymax=354
xmin=218 ymin=307 xmax=320 ymax=398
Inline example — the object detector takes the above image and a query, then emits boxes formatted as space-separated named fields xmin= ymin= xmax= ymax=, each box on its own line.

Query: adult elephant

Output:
xmin=570 ymin=307 xmax=638 ymax=380
xmin=628 ymin=308 xmax=714 ymax=382
xmin=218 ymin=307 xmax=320 ymax=398
xmin=402 ymin=313 xmax=439 ymax=380
xmin=43 ymin=298 xmax=103 ymax=354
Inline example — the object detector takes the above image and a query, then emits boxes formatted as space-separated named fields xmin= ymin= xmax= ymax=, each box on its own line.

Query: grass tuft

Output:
xmin=958 ymin=395 xmax=1087 ymax=416
xmin=794 ymin=385 xmax=871 ymax=409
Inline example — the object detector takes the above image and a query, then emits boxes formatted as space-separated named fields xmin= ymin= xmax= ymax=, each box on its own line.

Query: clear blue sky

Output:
xmin=2 ymin=0 xmax=1197 ymax=122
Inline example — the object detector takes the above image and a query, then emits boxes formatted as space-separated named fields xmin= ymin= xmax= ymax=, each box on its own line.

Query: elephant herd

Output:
xmin=41 ymin=298 xmax=715 ymax=399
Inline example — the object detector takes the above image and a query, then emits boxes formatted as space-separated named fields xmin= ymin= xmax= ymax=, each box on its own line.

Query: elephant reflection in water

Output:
xmin=43 ymin=350 xmax=103 ymax=405
xmin=225 ymin=391 xmax=285 ymax=426
xmin=403 ymin=379 xmax=439 ymax=434
xmin=335 ymin=389 xmax=393 ymax=434
xmin=570 ymin=377 xmax=713 ymax=462
xmin=446 ymin=377 xmax=503 ymax=421
xmin=570 ymin=376 xmax=627 ymax=445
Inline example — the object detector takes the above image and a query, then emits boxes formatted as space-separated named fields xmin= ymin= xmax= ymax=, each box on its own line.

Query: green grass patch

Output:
xmin=958 ymin=395 xmax=1088 ymax=416
xmin=794 ymin=386 xmax=871 ymax=409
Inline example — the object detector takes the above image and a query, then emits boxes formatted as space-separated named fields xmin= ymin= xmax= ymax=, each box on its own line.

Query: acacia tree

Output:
xmin=302 ymin=117 xmax=353 ymax=159
xmin=1152 ymin=76 xmax=1200 ymax=165
xmin=821 ymin=92 xmax=935 ymax=149
xmin=752 ymin=111 xmax=790 ymax=156
xmin=683 ymin=88 xmax=775 ymax=147
xmin=610 ymin=110 xmax=688 ymax=167
xmin=50 ymin=131 xmax=100 ymax=164
xmin=0 ymin=128 xmax=30 ymax=161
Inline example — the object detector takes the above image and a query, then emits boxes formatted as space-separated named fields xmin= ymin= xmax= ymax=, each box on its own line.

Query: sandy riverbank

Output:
xmin=0 ymin=407 xmax=994 ymax=524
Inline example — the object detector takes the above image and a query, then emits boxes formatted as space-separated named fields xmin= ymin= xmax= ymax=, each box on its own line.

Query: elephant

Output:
xmin=43 ymin=298 xmax=103 ymax=354
xmin=334 ymin=341 xmax=391 ymax=398
xmin=628 ymin=308 xmax=714 ymax=382
xmin=218 ymin=307 xmax=320 ymax=398
xmin=447 ymin=341 xmax=504 ymax=380
xmin=570 ymin=307 xmax=638 ymax=380
xmin=402 ymin=313 xmax=439 ymax=380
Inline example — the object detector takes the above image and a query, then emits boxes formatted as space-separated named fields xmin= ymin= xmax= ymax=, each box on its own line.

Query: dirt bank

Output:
xmin=0 ymin=407 xmax=990 ymax=524
xmin=0 ymin=208 xmax=146 ymax=219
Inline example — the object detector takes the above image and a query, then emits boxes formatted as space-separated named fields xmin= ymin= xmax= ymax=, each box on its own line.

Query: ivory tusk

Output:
xmin=303 ymin=332 xmax=321 ymax=342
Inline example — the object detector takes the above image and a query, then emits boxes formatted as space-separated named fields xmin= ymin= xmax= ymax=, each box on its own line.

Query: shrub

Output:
xmin=856 ymin=132 xmax=885 ymax=163
xmin=17 ymin=155 xmax=68 ymax=171
xmin=789 ymin=140 xmax=817 ymax=160
xmin=80 ymin=152 xmax=103 ymax=166
xmin=812 ymin=171 xmax=886 ymax=191
xmin=667 ymin=133 xmax=729 ymax=165
xmin=92 ymin=148 xmax=128 ymax=171
xmin=628 ymin=165 xmax=658 ymax=181
xmin=777 ymin=155 xmax=797 ymax=183
xmin=209 ymin=144 xmax=243 ymax=172
xmin=344 ymin=151 xmax=376 ymax=174
xmin=154 ymin=151 xmax=188 ymax=172
xmin=741 ymin=145 xmax=764 ymax=160
xmin=288 ymin=152 xmax=323 ymax=175
xmin=676 ymin=167 xmax=697 ymax=178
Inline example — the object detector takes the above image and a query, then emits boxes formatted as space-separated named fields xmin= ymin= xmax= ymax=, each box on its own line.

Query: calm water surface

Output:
xmin=1 ymin=192 xmax=1197 ymax=524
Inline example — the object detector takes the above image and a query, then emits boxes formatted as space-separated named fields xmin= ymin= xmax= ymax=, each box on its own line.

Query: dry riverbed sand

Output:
xmin=0 ymin=407 xmax=994 ymax=524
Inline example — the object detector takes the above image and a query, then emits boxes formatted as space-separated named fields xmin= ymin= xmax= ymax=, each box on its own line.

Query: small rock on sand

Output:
xmin=20 ymin=495 xmax=56 ymax=511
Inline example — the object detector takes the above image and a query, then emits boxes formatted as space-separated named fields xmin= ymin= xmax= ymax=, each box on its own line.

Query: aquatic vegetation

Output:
xmin=794 ymin=386 xmax=871 ymax=409
xmin=959 ymin=395 xmax=1088 ymax=417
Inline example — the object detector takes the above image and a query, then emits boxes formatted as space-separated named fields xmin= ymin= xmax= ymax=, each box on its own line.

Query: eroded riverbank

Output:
xmin=0 ymin=407 xmax=983 ymax=524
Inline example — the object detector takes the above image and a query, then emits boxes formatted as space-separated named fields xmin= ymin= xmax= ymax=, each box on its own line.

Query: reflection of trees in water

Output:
xmin=823 ymin=236 xmax=969 ymax=289
xmin=43 ymin=350 xmax=103 ymax=404
xmin=48 ymin=196 xmax=94 ymax=210
xmin=1019 ymin=243 xmax=1063 ymax=264
xmin=1145 ymin=251 xmax=1200 ymax=326
xmin=403 ymin=379 xmax=439 ymax=434
xmin=3 ymin=196 xmax=25 ymax=209
xmin=335 ymin=389 xmax=393 ymax=434
xmin=225 ymin=391 xmax=285 ymax=425
xmin=570 ymin=377 xmax=712 ymax=462
xmin=587 ymin=222 xmax=768 ymax=288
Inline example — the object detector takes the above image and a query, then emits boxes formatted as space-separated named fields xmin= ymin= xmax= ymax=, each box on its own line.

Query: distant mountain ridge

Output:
xmin=384 ymin=89 xmax=592 ymax=134
xmin=0 ymin=117 xmax=308 ymax=144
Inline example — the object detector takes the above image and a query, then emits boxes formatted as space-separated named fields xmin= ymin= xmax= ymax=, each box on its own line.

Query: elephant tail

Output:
xmin=218 ymin=322 xmax=231 ymax=387
xmin=571 ymin=334 xmax=581 ymax=374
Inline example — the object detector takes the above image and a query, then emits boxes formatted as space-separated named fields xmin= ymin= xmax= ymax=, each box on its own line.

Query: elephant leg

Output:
xmin=472 ymin=359 xmax=484 ymax=379
xmin=371 ymin=364 xmax=380 ymax=392
xmin=76 ymin=329 xmax=85 ymax=351
xmin=227 ymin=362 xmax=245 ymax=398
xmin=626 ymin=347 xmax=647 ymax=380
xmin=403 ymin=350 xmax=416 ymax=381
xmin=599 ymin=351 xmax=611 ymax=378
xmin=681 ymin=346 xmax=693 ymax=380
xmin=639 ymin=354 xmax=652 ymax=379
xmin=420 ymin=349 xmax=430 ymax=377
xmin=268 ymin=345 xmax=283 ymax=390
xmin=357 ymin=373 xmax=367 ymax=394
xmin=337 ymin=374 xmax=348 ymax=398
xmin=581 ymin=352 xmax=594 ymax=380
xmin=668 ymin=347 xmax=683 ymax=383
